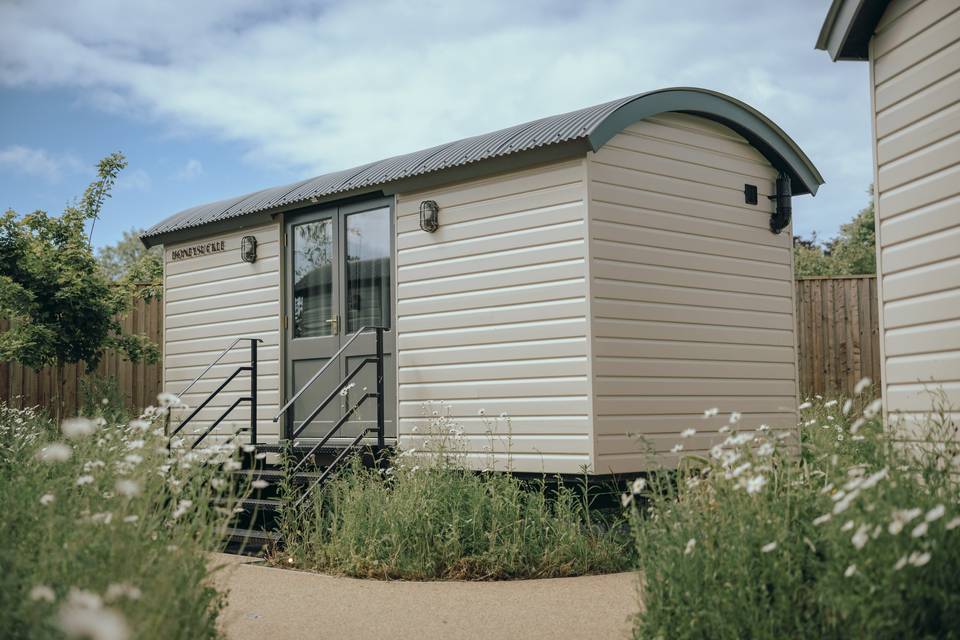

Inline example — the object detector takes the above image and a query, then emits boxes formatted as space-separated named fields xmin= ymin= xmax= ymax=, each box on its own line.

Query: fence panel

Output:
xmin=0 ymin=297 xmax=163 ymax=416
xmin=795 ymin=276 xmax=881 ymax=398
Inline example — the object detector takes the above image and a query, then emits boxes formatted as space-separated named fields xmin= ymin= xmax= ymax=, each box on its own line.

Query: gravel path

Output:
xmin=210 ymin=554 xmax=639 ymax=640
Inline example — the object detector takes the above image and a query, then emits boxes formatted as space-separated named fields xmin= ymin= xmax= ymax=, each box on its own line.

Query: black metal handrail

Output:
xmin=273 ymin=326 xmax=385 ymax=448
xmin=169 ymin=337 xmax=261 ymax=449
xmin=292 ymin=428 xmax=378 ymax=509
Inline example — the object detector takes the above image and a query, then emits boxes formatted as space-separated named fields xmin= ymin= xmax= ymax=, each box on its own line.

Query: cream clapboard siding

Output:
xmin=164 ymin=223 xmax=282 ymax=444
xmin=871 ymin=0 xmax=960 ymax=430
xmin=586 ymin=113 xmax=798 ymax=473
xmin=394 ymin=160 xmax=592 ymax=474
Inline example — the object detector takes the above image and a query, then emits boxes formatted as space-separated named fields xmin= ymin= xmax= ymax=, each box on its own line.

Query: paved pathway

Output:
xmin=210 ymin=554 xmax=639 ymax=640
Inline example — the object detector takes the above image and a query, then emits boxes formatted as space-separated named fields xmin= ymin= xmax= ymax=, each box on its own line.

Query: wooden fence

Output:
xmin=0 ymin=298 xmax=163 ymax=416
xmin=795 ymin=275 xmax=881 ymax=397
xmin=0 ymin=277 xmax=881 ymax=415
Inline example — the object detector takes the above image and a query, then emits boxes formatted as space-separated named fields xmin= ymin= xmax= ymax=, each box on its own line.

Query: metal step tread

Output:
xmin=234 ymin=498 xmax=283 ymax=511
xmin=220 ymin=526 xmax=280 ymax=543
xmin=232 ymin=468 xmax=323 ymax=481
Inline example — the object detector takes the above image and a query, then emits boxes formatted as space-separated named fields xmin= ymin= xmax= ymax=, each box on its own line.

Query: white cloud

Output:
xmin=116 ymin=168 xmax=151 ymax=191
xmin=0 ymin=0 xmax=871 ymax=238
xmin=0 ymin=145 xmax=83 ymax=181
xmin=175 ymin=158 xmax=204 ymax=181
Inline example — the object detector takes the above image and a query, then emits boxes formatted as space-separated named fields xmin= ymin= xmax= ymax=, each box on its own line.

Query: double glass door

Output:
xmin=285 ymin=199 xmax=395 ymax=441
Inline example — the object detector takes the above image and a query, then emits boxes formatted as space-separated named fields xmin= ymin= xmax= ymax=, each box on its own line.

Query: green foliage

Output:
xmin=279 ymin=414 xmax=632 ymax=580
xmin=0 ymin=401 xmax=244 ymax=639
xmin=0 ymin=153 xmax=159 ymax=418
xmin=98 ymin=228 xmax=163 ymax=300
xmin=795 ymin=190 xmax=876 ymax=277
xmin=628 ymin=392 xmax=960 ymax=639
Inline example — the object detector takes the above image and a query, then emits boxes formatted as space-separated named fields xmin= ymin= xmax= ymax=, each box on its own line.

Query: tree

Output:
xmin=98 ymin=228 xmax=163 ymax=300
xmin=0 ymin=153 xmax=159 ymax=421
xmin=794 ymin=189 xmax=876 ymax=277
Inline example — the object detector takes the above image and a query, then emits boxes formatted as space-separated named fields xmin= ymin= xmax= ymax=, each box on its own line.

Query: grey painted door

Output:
xmin=285 ymin=199 xmax=396 ymax=442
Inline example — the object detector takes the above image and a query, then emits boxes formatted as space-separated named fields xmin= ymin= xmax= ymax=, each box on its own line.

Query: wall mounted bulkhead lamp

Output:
xmin=241 ymin=235 xmax=258 ymax=263
xmin=419 ymin=199 xmax=439 ymax=233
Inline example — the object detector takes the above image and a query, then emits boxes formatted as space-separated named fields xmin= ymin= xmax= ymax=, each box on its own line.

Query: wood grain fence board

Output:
xmin=795 ymin=276 xmax=880 ymax=397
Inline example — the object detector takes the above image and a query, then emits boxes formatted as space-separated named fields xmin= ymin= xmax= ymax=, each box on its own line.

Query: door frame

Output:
xmin=280 ymin=195 xmax=397 ymax=444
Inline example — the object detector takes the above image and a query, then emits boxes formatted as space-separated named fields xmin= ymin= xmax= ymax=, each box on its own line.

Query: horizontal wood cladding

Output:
xmin=873 ymin=0 xmax=960 ymax=425
xmin=587 ymin=113 xmax=797 ymax=474
xmin=395 ymin=160 xmax=592 ymax=473
xmin=163 ymin=223 xmax=282 ymax=443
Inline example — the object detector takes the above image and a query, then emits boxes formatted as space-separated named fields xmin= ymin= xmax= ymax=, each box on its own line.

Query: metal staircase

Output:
xmin=167 ymin=327 xmax=388 ymax=553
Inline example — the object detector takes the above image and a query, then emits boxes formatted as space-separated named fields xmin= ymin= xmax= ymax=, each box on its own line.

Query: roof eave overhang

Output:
xmin=816 ymin=0 xmax=891 ymax=61
xmin=588 ymin=88 xmax=824 ymax=196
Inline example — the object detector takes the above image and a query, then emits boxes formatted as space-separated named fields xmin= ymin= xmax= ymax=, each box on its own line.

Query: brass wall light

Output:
xmin=419 ymin=200 xmax=439 ymax=233
xmin=241 ymin=235 xmax=258 ymax=263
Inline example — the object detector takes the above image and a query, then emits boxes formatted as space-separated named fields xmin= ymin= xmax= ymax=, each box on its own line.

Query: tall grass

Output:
xmin=1 ymin=395 xmax=243 ymax=640
xmin=278 ymin=413 xmax=633 ymax=580
xmin=627 ymin=387 xmax=960 ymax=639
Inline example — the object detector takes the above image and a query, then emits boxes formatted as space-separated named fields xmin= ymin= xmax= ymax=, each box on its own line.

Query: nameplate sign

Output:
xmin=171 ymin=240 xmax=225 ymax=261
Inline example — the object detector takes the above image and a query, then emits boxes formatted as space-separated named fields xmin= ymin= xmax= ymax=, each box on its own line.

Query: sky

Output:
xmin=0 ymin=0 xmax=872 ymax=250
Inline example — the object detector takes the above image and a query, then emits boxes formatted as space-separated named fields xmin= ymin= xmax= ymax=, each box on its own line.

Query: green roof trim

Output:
xmin=816 ymin=0 xmax=891 ymax=61
xmin=587 ymin=88 xmax=823 ymax=197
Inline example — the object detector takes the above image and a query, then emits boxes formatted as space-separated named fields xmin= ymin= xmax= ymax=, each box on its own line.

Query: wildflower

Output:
xmin=824 ymin=399 xmax=838 ymax=407
xmin=40 ymin=493 xmax=55 ymax=506
xmin=729 ymin=462 xmax=751 ymax=478
xmin=478 ymin=409 xmax=486 ymax=416
xmin=251 ymin=479 xmax=269 ymax=489
xmin=841 ymin=520 xmax=855 ymax=532
xmin=631 ymin=477 xmax=646 ymax=494
xmin=128 ymin=419 xmax=150 ymax=431
xmin=709 ymin=445 xmax=724 ymax=459
xmin=761 ymin=541 xmax=777 ymax=553
xmin=124 ymin=454 xmax=143 ymax=465
xmin=851 ymin=525 xmax=870 ymax=550
xmin=90 ymin=512 xmax=113 ymax=525
xmin=76 ymin=475 xmax=95 ymax=487
xmin=854 ymin=377 xmax=872 ymax=395
xmin=62 ymin=417 xmax=97 ymax=440
xmin=157 ymin=392 xmax=184 ymax=407
xmin=745 ymin=475 xmax=767 ymax=494
xmin=842 ymin=399 xmax=853 ymax=415
xmin=908 ymin=551 xmax=931 ymax=567
xmin=798 ymin=401 xmax=812 ymax=410
xmin=860 ymin=468 xmax=887 ymax=490
xmin=718 ymin=425 xmax=731 ymax=433
xmin=37 ymin=443 xmax=73 ymax=463
xmin=621 ymin=493 xmax=633 ymax=508
xmin=57 ymin=592 xmax=129 ymax=640
xmin=729 ymin=411 xmax=742 ymax=424
xmin=410 ymin=426 xmax=419 ymax=434
xmin=171 ymin=499 xmax=193 ymax=519
xmin=338 ymin=383 xmax=356 ymax=397
xmin=844 ymin=564 xmax=857 ymax=578
xmin=911 ymin=522 xmax=928 ymax=538
xmin=680 ymin=428 xmax=696 ymax=439
xmin=211 ymin=478 xmax=226 ymax=490
xmin=104 ymin=583 xmax=141 ymax=602
xmin=863 ymin=399 xmax=882 ymax=419
xmin=671 ymin=443 xmax=683 ymax=453
xmin=126 ymin=440 xmax=144 ymax=450
xmin=946 ymin=516 xmax=960 ymax=531
xmin=122 ymin=515 xmax=138 ymax=524
xmin=30 ymin=585 xmax=56 ymax=602
xmin=850 ymin=418 xmax=866 ymax=434
xmin=757 ymin=442 xmax=774 ymax=457
xmin=925 ymin=504 xmax=945 ymax=522
xmin=684 ymin=538 xmax=696 ymax=555
xmin=894 ymin=555 xmax=908 ymax=571
xmin=115 ymin=479 xmax=140 ymax=498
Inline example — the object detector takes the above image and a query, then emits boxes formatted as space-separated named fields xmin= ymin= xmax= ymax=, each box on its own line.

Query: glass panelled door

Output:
xmin=285 ymin=200 xmax=395 ymax=442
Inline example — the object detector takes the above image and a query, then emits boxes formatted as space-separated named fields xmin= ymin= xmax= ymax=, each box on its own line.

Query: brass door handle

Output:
xmin=325 ymin=316 xmax=339 ymax=335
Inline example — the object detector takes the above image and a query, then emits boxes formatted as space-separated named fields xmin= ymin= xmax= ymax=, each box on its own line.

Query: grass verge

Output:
xmin=1 ymin=398 xmax=243 ymax=640
xmin=627 ymin=389 xmax=960 ymax=639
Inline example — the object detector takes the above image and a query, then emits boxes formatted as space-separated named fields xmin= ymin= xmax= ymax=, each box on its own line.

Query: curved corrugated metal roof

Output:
xmin=143 ymin=88 xmax=822 ymax=244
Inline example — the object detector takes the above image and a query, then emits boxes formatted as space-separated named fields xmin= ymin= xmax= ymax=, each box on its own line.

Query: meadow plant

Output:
xmin=627 ymin=383 xmax=960 ymax=639
xmin=278 ymin=408 xmax=632 ymax=580
xmin=1 ymin=395 xmax=244 ymax=640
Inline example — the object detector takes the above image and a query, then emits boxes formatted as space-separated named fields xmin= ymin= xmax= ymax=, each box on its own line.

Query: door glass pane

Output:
xmin=292 ymin=219 xmax=334 ymax=337
xmin=345 ymin=207 xmax=390 ymax=332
